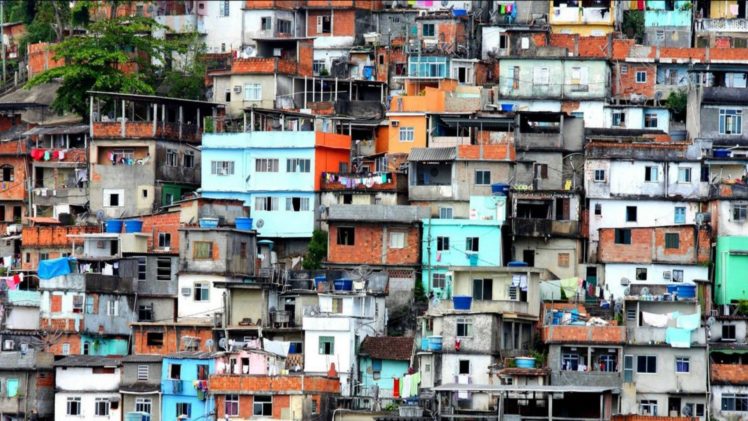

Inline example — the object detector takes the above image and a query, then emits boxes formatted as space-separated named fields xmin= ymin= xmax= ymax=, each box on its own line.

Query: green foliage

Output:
xmin=622 ymin=11 xmax=644 ymax=43
xmin=666 ymin=89 xmax=688 ymax=122
xmin=161 ymin=33 xmax=207 ymax=100
xmin=737 ymin=300 xmax=748 ymax=316
xmin=414 ymin=276 xmax=427 ymax=303
xmin=529 ymin=349 xmax=546 ymax=366
xmin=302 ymin=230 xmax=328 ymax=270
xmin=25 ymin=15 xmax=189 ymax=117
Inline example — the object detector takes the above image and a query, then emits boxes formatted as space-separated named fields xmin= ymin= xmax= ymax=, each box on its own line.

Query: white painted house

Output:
xmin=303 ymin=291 xmax=387 ymax=396
xmin=54 ymin=356 xmax=122 ymax=421
xmin=201 ymin=0 xmax=244 ymax=54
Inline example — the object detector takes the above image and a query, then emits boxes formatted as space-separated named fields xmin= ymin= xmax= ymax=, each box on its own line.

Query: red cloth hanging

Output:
xmin=637 ymin=0 xmax=644 ymax=10
xmin=393 ymin=377 xmax=400 ymax=398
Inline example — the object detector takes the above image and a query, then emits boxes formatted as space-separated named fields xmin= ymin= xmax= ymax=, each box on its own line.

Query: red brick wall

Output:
xmin=327 ymin=223 xmax=420 ymax=266
xmin=542 ymin=325 xmax=625 ymax=344
xmin=456 ymin=144 xmax=515 ymax=161
xmin=307 ymin=9 xmax=355 ymax=37
xmin=22 ymin=226 xmax=100 ymax=248
xmin=598 ymin=226 xmax=710 ymax=264
xmin=209 ymin=375 xmax=340 ymax=393
xmin=27 ymin=42 xmax=64 ymax=78
xmin=46 ymin=332 xmax=81 ymax=356
xmin=132 ymin=325 xmax=213 ymax=355
xmin=611 ymin=63 xmax=655 ymax=99
xmin=140 ymin=211 xmax=180 ymax=253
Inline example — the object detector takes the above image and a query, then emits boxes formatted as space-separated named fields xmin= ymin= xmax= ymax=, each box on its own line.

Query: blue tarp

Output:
xmin=37 ymin=257 xmax=73 ymax=280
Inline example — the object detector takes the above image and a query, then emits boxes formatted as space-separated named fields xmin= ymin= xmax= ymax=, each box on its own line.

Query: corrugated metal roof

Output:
xmin=54 ymin=355 xmax=122 ymax=367
xmin=325 ymin=205 xmax=430 ymax=223
xmin=408 ymin=147 xmax=456 ymax=161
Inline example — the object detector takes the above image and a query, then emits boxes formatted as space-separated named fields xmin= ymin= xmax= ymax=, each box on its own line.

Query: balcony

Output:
xmin=92 ymin=121 xmax=200 ymax=143
xmin=710 ymin=182 xmax=748 ymax=199
xmin=161 ymin=379 xmax=198 ymax=396
xmin=626 ymin=326 xmax=706 ymax=345
xmin=699 ymin=18 xmax=748 ymax=32
xmin=208 ymin=374 xmax=338 ymax=393
xmin=0 ymin=349 xmax=53 ymax=370
xmin=38 ymin=273 xmax=85 ymax=291
xmin=516 ymin=132 xmax=563 ymax=150
xmin=551 ymin=370 xmax=622 ymax=388
xmin=85 ymin=273 xmax=135 ymax=294
xmin=320 ymin=172 xmax=405 ymax=193
xmin=512 ymin=218 xmax=580 ymax=237
xmin=32 ymin=187 xmax=88 ymax=207
xmin=430 ymin=297 xmax=530 ymax=315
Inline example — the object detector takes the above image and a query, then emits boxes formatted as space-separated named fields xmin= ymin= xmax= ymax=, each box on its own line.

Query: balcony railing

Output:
xmin=512 ymin=218 xmax=580 ymax=237
xmin=320 ymin=172 xmax=404 ymax=192
xmin=699 ymin=18 xmax=748 ymax=32
xmin=92 ymin=121 xmax=200 ymax=143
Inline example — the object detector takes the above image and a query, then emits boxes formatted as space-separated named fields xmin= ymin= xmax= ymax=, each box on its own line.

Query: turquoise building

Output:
xmin=161 ymin=353 xmax=216 ymax=421
xmin=715 ymin=236 xmax=748 ymax=305
xmin=422 ymin=196 xmax=505 ymax=297
xmin=643 ymin=0 xmax=692 ymax=48
xmin=80 ymin=335 xmax=128 ymax=356
xmin=200 ymin=130 xmax=350 ymax=239
xmin=358 ymin=336 xmax=414 ymax=397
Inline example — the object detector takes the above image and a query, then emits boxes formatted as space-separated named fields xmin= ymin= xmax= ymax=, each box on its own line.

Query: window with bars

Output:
xmin=225 ymin=394 xmax=239 ymax=416
xmin=157 ymin=258 xmax=171 ymax=281
xmin=287 ymin=158 xmax=311 ymax=173
xmin=665 ymin=233 xmax=680 ymax=249
xmin=255 ymin=158 xmax=279 ymax=172
xmin=211 ymin=161 xmax=234 ymax=175
xmin=244 ymin=84 xmax=262 ymax=101
xmin=166 ymin=150 xmax=178 ymax=167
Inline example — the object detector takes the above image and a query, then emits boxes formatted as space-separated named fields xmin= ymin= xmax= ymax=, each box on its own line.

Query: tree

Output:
xmin=666 ymin=89 xmax=688 ymax=123
xmin=25 ymin=15 xmax=187 ymax=117
xmin=302 ymin=230 xmax=328 ymax=270
xmin=161 ymin=33 xmax=207 ymax=100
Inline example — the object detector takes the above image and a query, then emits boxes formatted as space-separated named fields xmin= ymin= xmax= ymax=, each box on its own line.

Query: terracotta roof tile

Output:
xmin=712 ymin=363 xmax=748 ymax=385
xmin=359 ymin=336 xmax=414 ymax=361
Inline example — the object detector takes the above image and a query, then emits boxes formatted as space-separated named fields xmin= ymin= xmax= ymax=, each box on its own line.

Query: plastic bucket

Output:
xmin=235 ymin=217 xmax=253 ymax=230
xmin=500 ymin=103 xmax=514 ymax=112
xmin=123 ymin=220 xmax=143 ymax=233
xmin=666 ymin=284 xmax=679 ymax=295
xmin=105 ymin=220 xmax=123 ymax=233
xmin=453 ymin=295 xmax=472 ymax=310
xmin=199 ymin=218 xmax=219 ymax=228
xmin=515 ymin=357 xmax=537 ymax=369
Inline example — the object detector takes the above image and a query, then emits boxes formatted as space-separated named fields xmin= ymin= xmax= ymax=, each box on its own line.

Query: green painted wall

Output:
xmin=715 ymin=236 xmax=748 ymax=305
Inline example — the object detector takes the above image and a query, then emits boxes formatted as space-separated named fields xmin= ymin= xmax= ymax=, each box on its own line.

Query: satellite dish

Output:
xmin=218 ymin=337 xmax=228 ymax=350
xmin=682 ymin=405 xmax=692 ymax=417
xmin=620 ymin=277 xmax=630 ymax=286
xmin=95 ymin=210 xmax=105 ymax=222
xmin=205 ymin=339 xmax=214 ymax=351
xmin=623 ymin=287 xmax=631 ymax=296
xmin=256 ymin=219 xmax=265 ymax=228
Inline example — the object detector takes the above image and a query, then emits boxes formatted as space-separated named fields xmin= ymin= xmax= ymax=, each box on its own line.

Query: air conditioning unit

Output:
xmin=663 ymin=271 xmax=671 ymax=280
xmin=180 ymin=288 xmax=192 ymax=297
xmin=423 ymin=38 xmax=438 ymax=47
xmin=2 ymin=340 xmax=14 ymax=351
xmin=233 ymin=85 xmax=242 ymax=94
xmin=391 ymin=121 xmax=400 ymax=127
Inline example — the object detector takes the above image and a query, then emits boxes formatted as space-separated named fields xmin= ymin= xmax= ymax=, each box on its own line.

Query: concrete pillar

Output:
xmin=178 ymin=105 xmax=183 ymax=140
xmin=89 ymin=96 xmax=94 ymax=139
xmin=152 ymin=103 xmax=158 ymax=136
xmin=120 ymin=99 xmax=126 ymax=138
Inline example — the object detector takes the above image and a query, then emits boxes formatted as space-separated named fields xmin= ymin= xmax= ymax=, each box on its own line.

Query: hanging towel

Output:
xmin=393 ymin=377 xmax=400 ymax=398
xmin=5 ymin=274 xmax=20 ymax=290
xmin=642 ymin=311 xmax=669 ymax=328
xmin=560 ymin=278 xmax=578 ymax=297
xmin=676 ymin=313 xmax=701 ymax=330
xmin=410 ymin=372 xmax=421 ymax=397
xmin=43 ymin=150 xmax=50 ymax=161
xmin=665 ymin=327 xmax=692 ymax=348
xmin=401 ymin=375 xmax=412 ymax=398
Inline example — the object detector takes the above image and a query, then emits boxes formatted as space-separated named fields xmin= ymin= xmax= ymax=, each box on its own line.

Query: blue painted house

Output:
xmin=161 ymin=352 xmax=216 ymax=421
xmin=358 ymin=336 xmax=414 ymax=398
xmin=643 ymin=0 xmax=692 ymax=48
xmin=200 ymin=128 xmax=350 ymax=240
xmin=422 ymin=196 xmax=505 ymax=297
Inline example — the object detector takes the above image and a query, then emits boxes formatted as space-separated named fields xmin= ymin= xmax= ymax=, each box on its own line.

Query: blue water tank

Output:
xmin=491 ymin=183 xmax=511 ymax=196
xmin=105 ymin=220 xmax=123 ymax=233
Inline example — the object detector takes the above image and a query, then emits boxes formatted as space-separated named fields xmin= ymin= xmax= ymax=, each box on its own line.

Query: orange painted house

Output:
xmin=376 ymin=113 xmax=428 ymax=154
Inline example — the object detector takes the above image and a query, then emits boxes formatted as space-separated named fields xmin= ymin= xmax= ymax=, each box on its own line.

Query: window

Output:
xmin=456 ymin=318 xmax=472 ymax=337
xmin=473 ymin=278 xmax=492 ymax=300
xmin=319 ymin=337 xmax=334 ymax=355
xmin=95 ymin=398 xmax=110 ymax=416
xmin=636 ymin=268 xmax=647 ymax=281
xmin=465 ymin=237 xmax=479 ymax=253
xmin=313 ymin=60 xmax=326 ymax=75
xmin=166 ymin=149 xmax=178 ymax=167
xmin=723 ymin=324 xmax=737 ymax=341
xmin=722 ymin=394 xmax=748 ymax=411
xmin=561 ymin=353 xmax=579 ymax=371
xmin=224 ymin=89 xmax=231 ymax=102
xmin=389 ymin=231 xmax=405 ymax=249
xmin=135 ymin=397 xmax=152 ymax=414
xmin=475 ymin=170 xmax=491 ymax=185
xmin=219 ymin=0 xmax=230 ymax=16
xmin=422 ymin=23 xmax=435 ymax=37
xmin=225 ymin=394 xmax=239 ymax=416
xmin=137 ymin=364 xmax=150 ymax=381
xmin=255 ymin=158 xmax=279 ymax=172
xmin=72 ymin=295 xmax=83 ymax=313
xmin=644 ymin=113 xmax=658 ymax=128
xmin=83 ymin=342 xmax=91 ymax=354
xmin=261 ymin=17 xmax=271 ymax=30
xmin=287 ymin=158 xmax=311 ymax=173
xmin=399 ymin=127 xmax=414 ymax=142
xmin=197 ymin=364 xmax=209 ymax=380
xmin=640 ymin=400 xmax=658 ymax=416
xmin=316 ymin=14 xmax=331 ymax=33
xmin=244 ymin=83 xmax=262 ymax=101
xmin=104 ymin=189 xmax=123 ymax=207
xmin=157 ymin=258 xmax=171 ymax=281
xmin=211 ymin=161 xmax=234 ymax=175
xmin=534 ymin=163 xmax=548 ymax=179
xmin=437 ymin=236 xmax=450 ymax=251
xmin=644 ymin=166 xmax=658 ymax=182
xmin=675 ymin=357 xmax=690 ymax=373
xmin=193 ymin=242 xmax=213 ymax=260
xmin=626 ymin=307 xmax=637 ymax=321
xmin=734 ymin=204 xmax=747 ymax=221
xmin=626 ymin=206 xmax=637 ymax=222
xmin=254 ymin=395 xmax=272 ymax=416
xmin=636 ymin=71 xmax=647 ymax=83
xmin=570 ymin=66 xmax=587 ymax=87
xmin=636 ymin=355 xmax=656 ymax=373
xmin=158 ymin=233 xmax=171 ymax=249
xmin=140 ymin=301 xmax=156 ymax=321
xmin=336 ymin=227 xmax=355 ymax=245
xmin=677 ymin=167 xmax=692 ymax=183
xmin=106 ymin=299 xmax=119 ymax=316
xmin=62 ymin=343 xmax=70 ymax=355
xmin=170 ymin=363 xmax=181 ymax=379
xmin=594 ymin=169 xmax=606 ymax=182
xmin=66 ymin=397 xmax=81 ymax=416
xmin=674 ymin=206 xmax=686 ymax=224
xmin=672 ymin=269 xmax=684 ymax=282
xmin=176 ymin=402 xmax=191 ymax=418
xmin=533 ymin=67 xmax=550 ymax=85
xmin=255 ymin=196 xmax=279 ymax=211
xmin=432 ymin=273 xmax=446 ymax=289
xmin=599 ymin=354 xmax=616 ymax=372
xmin=40 ymin=252 xmax=50 ymax=261
xmin=615 ymin=228 xmax=631 ymax=244
xmin=0 ymin=166 xmax=13 ymax=182
xmin=194 ymin=282 xmax=209 ymax=301
xmin=285 ymin=197 xmax=310 ymax=212
xmin=594 ymin=203 xmax=602 ymax=216
xmin=439 ymin=207 xmax=453 ymax=219
xmin=720 ymin=109 xmax=743 ymax=135
xmin=331 ymin=297 xmax=343 ymax=314
xmin=85 ymin=296 xmax=95 ymax=314
xmin=612 ymin=111 xmax=626 ymax=127
xmin=277 ymin=19 xmax=291 ymax=34
xmin=665 ymin=233 xmax=679 ymax=249
xmin=621 ymin=64 xmax=628 ymax=74
xmin=558 ymin=253 xmax=570 ymax=268
xmin=458 ymin=360 xmax=470 ymax=374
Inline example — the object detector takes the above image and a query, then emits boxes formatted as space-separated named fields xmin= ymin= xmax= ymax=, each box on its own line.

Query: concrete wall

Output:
xmin=712 ymin=385 xmax=748 ymax=421
xmin=624 ymin=346 xmax=707 ymax=395
xmin=499 ymin=59 xmax=609 ymax=99
xmin=84 ymin=294 xmax=134 ymax=336
xmin=180 ymin=229 xmax=256 ymax=275
xmin=438 ymin=313 xmax=500 ymax=354
xmin=54 ymin=391 xmax=121 ymax=421
xmin=201 ymin=0 xmax=244 ymax=53
xmin=122 ymin=361 xmax=162 ymax=386
xmin=122 ymin=393 xmax=161 ymax=421
xmin=56 ymin=366 xmax=121 ymax=392
xmin=588 ymin=199 xmax=700 ymax=243
xmin=700 ymin=104 xmax=748 ymax=140
xmin=229 ymin=288 xmax=269 ymax=326
xmin=603 ymin=263 xmax=708 ymax=300
xmin=585 ymin=160 xmax=706 ymax=200
xmin=177 ymin=273 xmax=227 ymax=321
xmin=212 ymin=73 xmax=279 ymax=117
xmin=512 ymin=237 xmax=581 ymax=279
xmin=5 ymin=306 xmax=39 ymax=330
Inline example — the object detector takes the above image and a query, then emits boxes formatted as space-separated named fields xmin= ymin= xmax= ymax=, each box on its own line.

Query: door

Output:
xmin=668 ymin=397 xmax=682 ymax=417
xmin=522 ymin=250 xmax=535 ymax=267
xmin=623 ymin=355 xmax=634 ymax=383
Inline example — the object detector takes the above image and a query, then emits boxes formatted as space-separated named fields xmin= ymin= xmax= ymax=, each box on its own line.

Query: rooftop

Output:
xmin=54 ymin=355 xmax=122 ymax=368
xmin=164 ymin=351 xmax=221 ymax=360
xmin=121 ymin=354 xmax=164 ymax=363
xmin=325 ymin=205 xmax=429 ymax=223
xmin=359 ymin=336 xmax=414 ymax=361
